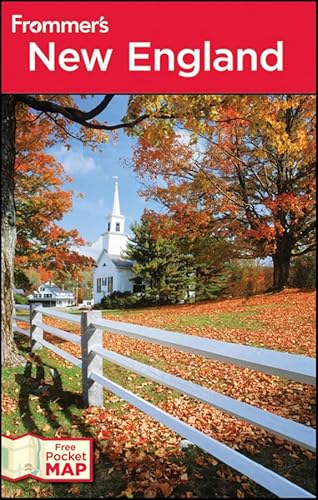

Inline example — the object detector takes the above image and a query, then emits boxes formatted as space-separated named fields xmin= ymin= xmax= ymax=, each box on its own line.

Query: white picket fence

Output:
xmin=13 ymin=303 xmax=316 ymax=498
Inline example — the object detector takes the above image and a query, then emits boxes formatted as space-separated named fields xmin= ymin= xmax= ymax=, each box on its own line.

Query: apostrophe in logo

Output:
xmin=1 ymin=434 xmax=93 ymax=482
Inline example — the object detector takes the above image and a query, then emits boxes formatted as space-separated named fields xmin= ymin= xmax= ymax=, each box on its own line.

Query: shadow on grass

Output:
xmin=5 ymin=335 xmax=315 ymax=499
xmin=12 ymin=355 xmax=125 ymax=498
xmin=15 ymin=356 xmax=84 ymax=435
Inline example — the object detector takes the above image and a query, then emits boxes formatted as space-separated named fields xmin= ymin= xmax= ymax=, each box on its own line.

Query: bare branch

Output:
xmin=292 ymin=242 xmax=316 ymax=256
xmin=14 ymin=94 xmax=153 ymax=131
xmin=16 ymin=111 xmax=45 ymax=124
xmin=192 ymin=158 xmax=246 ymax=209
xmin=43 ymin=112 xmax=93 ymax=145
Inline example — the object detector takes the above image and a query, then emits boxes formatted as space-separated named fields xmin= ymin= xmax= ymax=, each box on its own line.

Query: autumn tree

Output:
xmin=2 ymin=94 xmax=315 ymax=365
xmin=1 ymin=94 xmax=166 ymax=366
xmin=126 ymin=95 xmax=316 ymax=291
xmin=15 ymin=106 xmax=93 ymax=281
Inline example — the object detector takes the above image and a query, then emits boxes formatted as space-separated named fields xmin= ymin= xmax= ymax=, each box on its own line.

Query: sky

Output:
xmin=46 ymin=95 xmax=271 ymax=266
xmin=50 ymin=95 xmax=153 ymax=260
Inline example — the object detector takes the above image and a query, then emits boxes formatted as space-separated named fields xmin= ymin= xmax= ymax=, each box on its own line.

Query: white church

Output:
xmin=93 ymin=178 xmax=135 ymax=304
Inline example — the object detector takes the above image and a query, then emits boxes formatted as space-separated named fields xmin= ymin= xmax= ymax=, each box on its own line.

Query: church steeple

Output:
xmin=112 ymin=176 xmax=121 ymax=216
xmin=102 ymin=177 xmax=128 ymax=256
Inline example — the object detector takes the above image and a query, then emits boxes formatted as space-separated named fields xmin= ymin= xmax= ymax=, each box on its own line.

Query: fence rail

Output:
xmin=90 ymin=317 xmax=316 ymax=385
xmin=13 ymin=303 xmax=316 ymax=498
xmin=13 ymin=304 xmax=30 ymax=337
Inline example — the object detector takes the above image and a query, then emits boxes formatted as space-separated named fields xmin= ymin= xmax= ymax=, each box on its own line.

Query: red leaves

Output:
xmin=265 ymin=192 xmax=315 ymax=219
xmin=131 ymin=95 xmax=316 ymax=268
xmin=14 ymin=107 xmax=94 ymax=277
xmin=31 ymin=289 xmax=315 ymax=497
xmin=100 ymin=429 xmax=112 ymax=440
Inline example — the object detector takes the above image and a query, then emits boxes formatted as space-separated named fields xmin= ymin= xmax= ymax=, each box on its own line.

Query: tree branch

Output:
xmin=192 ymin=158 xmax=246 ymax=209
xmin=16 ymin=111 xmax=45 ymax=124
xmin=43 ymin=112 xmax=93 ymax=144
xmin=14 ymin=94 xmax=152 ymax=131
xmin=292 ymin=242 xmax=316 ymax=256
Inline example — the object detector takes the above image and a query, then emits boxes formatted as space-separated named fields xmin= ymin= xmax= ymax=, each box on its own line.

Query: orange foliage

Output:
xmin=129 ymin=95 xmax=316 ymax=276
xmin=14 ymin=107 xmax=93 ymax=276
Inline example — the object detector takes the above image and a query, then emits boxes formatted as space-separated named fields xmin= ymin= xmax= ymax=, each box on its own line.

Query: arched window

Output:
xmin=115 ymin=222 xmax=120 ymax=232
xmin=107 ymin=222 xmax=111 ymax=231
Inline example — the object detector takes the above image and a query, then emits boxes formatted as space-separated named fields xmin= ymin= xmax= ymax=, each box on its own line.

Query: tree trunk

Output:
xmin=272 ymin=247 xmax=292 ymax=291
xmin=1 ymin=95 xmax=24 ymax=366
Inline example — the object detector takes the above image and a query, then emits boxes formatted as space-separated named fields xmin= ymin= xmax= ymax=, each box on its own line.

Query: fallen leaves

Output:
xmin=1 ymin=395 xmax=17 ymax=414
xmin=237 ymin=489 xmax=245 ymax=498
xmin=159 ymin=482 xmax=173 ymax=497
xmin=12 ymin=289 xmax=315 ymax=498
xmin=67 ymin=486 xmax=80 ymax=495
xmin=1 ymin=487 xmax=23 ymax=497
xmin=195 ymin=455 xmax=205 ymax=466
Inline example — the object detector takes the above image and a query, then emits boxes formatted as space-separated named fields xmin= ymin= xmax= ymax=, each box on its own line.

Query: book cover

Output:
xmin=1 ymin=1 xmax=316 ymax=498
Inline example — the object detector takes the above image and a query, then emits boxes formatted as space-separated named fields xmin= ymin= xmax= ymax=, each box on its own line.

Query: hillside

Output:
xmin=4 ymin=289 xmax=315 ymax=498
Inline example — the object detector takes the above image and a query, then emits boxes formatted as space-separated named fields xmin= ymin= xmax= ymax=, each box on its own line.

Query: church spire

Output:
xmin=102 ymin=177 xmax=127 ymax=255
xmin=112 ymin=176 xmax=121 ymax=216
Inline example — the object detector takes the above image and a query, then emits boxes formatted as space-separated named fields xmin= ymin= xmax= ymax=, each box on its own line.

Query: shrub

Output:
xmin=14 ymin=293 xmax=28 ymax=305
xmin=94 ymin=291 xmax=142 ymax=309
xmin=226 ymin=261 xmax=273 ymax=297
xmin=14 ymin=269 xmax=32 ymax=293
xmin=289 ymin=255 xmax=316 ymax=289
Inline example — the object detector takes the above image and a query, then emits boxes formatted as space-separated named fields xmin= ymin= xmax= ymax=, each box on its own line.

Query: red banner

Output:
xmin=1 ymin=1 xmax=316 ymax=93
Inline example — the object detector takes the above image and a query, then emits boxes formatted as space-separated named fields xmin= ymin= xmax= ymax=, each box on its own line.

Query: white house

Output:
xmin=28 ymin=282 xmax=75 ymax=308
xmin=93 ymin=178 xmax=135 ymax=304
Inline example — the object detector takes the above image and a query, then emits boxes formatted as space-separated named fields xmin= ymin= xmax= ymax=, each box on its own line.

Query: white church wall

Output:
xmin=93 ymin=179 xmax=135 ymax=306
xmin=93 ymin=253 xmax=118 ymax=304
xmin=94 ymin=264 xmax=135 ymax=303
xmin=117 ymin=269 xmax=135 ymax=293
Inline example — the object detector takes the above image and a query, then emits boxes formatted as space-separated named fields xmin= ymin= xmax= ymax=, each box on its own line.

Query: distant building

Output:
xmin=28 ymin=282 xmax=75 ymax=308
xmin=78 ymin=299 xmax=93 ymax=310
xmin=93 ymin=178 xmax=135 ymax=304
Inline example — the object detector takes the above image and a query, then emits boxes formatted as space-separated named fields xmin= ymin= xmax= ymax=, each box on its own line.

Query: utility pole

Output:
xmin=75 ymin=278 xmax=79 ymax=306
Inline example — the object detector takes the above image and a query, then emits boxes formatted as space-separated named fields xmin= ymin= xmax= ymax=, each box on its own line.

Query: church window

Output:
xmin=115 ymin=222 xmax=120 ymax=232
xmin=107 ymin=276 xmax=113 ymax=293
xmin=97 ymin=278 xmax=101 ymax=293
xmin=107 ymin=222 xmax=111 ymax=231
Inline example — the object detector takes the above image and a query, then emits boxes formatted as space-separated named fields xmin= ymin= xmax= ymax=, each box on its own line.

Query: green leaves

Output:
xmin=126 ymin=216 xmax=235 ymax=304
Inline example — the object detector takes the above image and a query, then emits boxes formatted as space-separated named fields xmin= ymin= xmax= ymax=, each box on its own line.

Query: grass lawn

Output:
xmin=2 ymin=337 xmax=271 ymax=499
xmin=2 ymin=290 xmax=316 ymax=498
xmin=171 ymin=310 xmax=265 ymax=331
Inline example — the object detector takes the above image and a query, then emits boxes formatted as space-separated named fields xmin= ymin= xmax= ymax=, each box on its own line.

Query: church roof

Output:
xmin=109 ymin=255 xmax=134 ymax=269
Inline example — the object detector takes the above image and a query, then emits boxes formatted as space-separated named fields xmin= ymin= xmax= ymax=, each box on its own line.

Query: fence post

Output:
xmin=30 ymin=302 xmax=43 ymax=350
xmin=81 ymin=310 xmax=103 ymax=407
